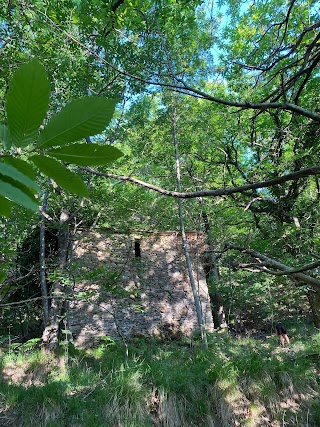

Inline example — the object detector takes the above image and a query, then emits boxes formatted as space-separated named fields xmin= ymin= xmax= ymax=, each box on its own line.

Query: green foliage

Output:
xmin=6 ymin=60 xmax=50 ymax=148
xmin=0 ymin=328 xmax=319 ymax=426
xmin=18 ymin=338 xmax=42 ymax=353
xmin=0 ymin=0 xmax=319 ymax=391
xmin=0 ymin=162 xmax=40 ymax=192
xmin=0 ymin=60 xmax=122 ymax=216
xmin=30 ymin=155 xmax=89 ymax=197
xmin=36 ymin=97 xmax=118 ymax=149
xmin=0 ymin=124 xmax=11 ymax=149
xmin=46 ymin=143 xmax=122 ymax=166
xmin=96 ymin=335 xmax=116 ymax=349
xmin=0 ymin=179 xmax=38 ymax=211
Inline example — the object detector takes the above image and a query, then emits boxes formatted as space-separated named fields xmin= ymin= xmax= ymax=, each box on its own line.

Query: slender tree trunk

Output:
xmin=39 ymin=190 xmax=49 ymax=326
xmin=42 ymin=208 xmax=70 ymax=350
xmin=171 ymin=106 xmax=208 ymax=348
xmin=201 ymin=209 xmax=227 ymax=329
xmin=201 ymin=210 xmax=219 ymax=281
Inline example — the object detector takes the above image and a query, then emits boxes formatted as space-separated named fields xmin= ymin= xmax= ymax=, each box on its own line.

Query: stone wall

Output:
xmin=68 ymin=230 xmax=214 ymax=347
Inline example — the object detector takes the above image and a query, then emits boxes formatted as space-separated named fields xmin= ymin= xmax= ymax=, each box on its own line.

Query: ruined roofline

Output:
xmin=76 ymin=227 xmax=206 ymax=238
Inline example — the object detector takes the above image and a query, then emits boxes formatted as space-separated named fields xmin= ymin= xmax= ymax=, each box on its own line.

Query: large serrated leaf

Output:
xmin=6 ymin=60 xmax=50 ymax=147
xmin=46 ymin=143 xmax=123 ymax=165
xmin=30 ymin=155 xmax=89 ymax=197
xmin=0 ymin=124 xmax=12 ymax=149
xmin=0 ymin=174 xmax=38 ymax=202
xmin=0 ymin=195 xmax=12 ymax=218
xmin=36 ymin=97 xmax=117 ymax=149
xmin=0 ymin=162 xmax=40 ymax=192
xmin=3 ymin=157 xmax=37 ymax=180
xmin=0 ymin=179 xmax=38 ymax=211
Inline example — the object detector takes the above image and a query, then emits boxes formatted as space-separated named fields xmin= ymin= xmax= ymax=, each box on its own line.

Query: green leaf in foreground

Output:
xmin=0 ymin=162 xmax=39 ymax=192
xmin=0 ymin=179 xmax=38 ymax=211
xmin=6 ymin=60 xmax=50 ymax=147
xmin=3 ymin=157 xmax=36 ymax=180
xmin=0 ymin=270 xmax=6 ymax=284
xmin=36 ymin=97 xmax=118 ymax=149
xmin=46 ymin=143 xmax=123 ymax=165
xmin=0 ymin=195 xmax=12 ymax=217
xmin=0 ymin=124 xmax=12 ymax=149
xmin=30 ymin=155 xmax=89 ymax=197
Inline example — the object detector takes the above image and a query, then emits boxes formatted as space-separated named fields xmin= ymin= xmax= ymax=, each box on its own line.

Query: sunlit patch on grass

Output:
xmin=0 ymin=329 xmax=319 ymax=426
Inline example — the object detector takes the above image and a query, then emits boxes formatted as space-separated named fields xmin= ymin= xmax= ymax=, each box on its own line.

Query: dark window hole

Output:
xmin=135 ymin=240 xmax=141 ymax=257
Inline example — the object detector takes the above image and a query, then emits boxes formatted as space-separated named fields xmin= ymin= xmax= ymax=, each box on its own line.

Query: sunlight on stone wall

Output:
xmin=68 ymin=230 xmax=214 ymax=347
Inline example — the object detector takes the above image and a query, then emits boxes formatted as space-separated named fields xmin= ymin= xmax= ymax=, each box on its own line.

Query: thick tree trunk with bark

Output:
xmin=209 ymin=291 xmax=227 ymax=329
xmin=307 ymin=288 xmax=320 ymax=328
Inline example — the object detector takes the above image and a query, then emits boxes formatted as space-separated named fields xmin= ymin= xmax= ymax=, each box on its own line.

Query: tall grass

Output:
xmin=0 ymin=328 xmax=319 ymax=426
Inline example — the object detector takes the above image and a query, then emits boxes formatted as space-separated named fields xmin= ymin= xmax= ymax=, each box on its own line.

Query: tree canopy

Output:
xmin=0 ymin=0 xmax=320 ymax=335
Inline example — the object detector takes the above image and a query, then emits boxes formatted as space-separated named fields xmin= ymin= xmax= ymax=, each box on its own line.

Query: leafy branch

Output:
xmin=0 ymin=60 xmax=123 ymax=217
xmin=26 ymin=2 xmax=320 ymax=122
xmin=81 ymin=165 xmax=320 ymax=199
xmin=224 ymin=244 xmax=320 ymax=288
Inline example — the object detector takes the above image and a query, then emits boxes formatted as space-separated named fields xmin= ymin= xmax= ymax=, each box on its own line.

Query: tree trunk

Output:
xmin=39 ymin=190 xmax=49 ymax=326
xmin=171 ymin=105 xmax=208 ymax=348
xmin=307 ymin=287 xmax=320 ymax=328
xmin=42 ymin=208 xmax=70 ymax=351
xmin=201 ymin=209 xmax=227 ymax=329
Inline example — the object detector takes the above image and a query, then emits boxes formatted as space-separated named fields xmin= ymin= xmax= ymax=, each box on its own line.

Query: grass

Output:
xmin=0 ymin=327 xmax=319 ymax=426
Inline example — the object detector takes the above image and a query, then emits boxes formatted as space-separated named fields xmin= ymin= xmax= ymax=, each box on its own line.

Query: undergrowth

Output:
xmin=0 ymin=327 xmax=319 ymax=427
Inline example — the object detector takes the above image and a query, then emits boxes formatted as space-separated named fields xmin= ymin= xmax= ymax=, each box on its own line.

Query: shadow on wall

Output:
xmin=68 ymin=230 xmax=214 ymax=347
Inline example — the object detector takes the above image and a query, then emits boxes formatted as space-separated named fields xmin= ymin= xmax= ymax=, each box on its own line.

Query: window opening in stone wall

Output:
xmin=134 ymin=240 xmax=141 ymax=257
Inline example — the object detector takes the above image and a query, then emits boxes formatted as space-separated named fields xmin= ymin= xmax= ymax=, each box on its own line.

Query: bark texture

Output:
xmin=202 ymin=210 xmax=227 ymax=329
xmin=42 ymin=208 xmax=70 ymax=351
xmin=172 ymin=106 xmax=208 ymax=348
xmin=307 ymin=288 xmax=320 ymax=328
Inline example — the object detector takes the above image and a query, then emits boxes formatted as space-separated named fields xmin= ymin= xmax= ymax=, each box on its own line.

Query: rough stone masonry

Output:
xmin=68 ymin=230 xmax=214 ymax=347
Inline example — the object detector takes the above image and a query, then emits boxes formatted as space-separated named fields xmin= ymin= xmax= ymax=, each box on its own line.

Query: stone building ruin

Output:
xmin=68 ymin=230 xmax=214 ymax=347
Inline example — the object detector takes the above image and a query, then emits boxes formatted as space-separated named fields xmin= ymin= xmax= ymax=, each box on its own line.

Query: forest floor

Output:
xmin=0 ymin=323 xmax=319 ymax=427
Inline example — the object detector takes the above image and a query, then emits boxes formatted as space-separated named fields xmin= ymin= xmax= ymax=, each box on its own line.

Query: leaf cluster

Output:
xmin=0 ymin=60 xmax=122 ymax=216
